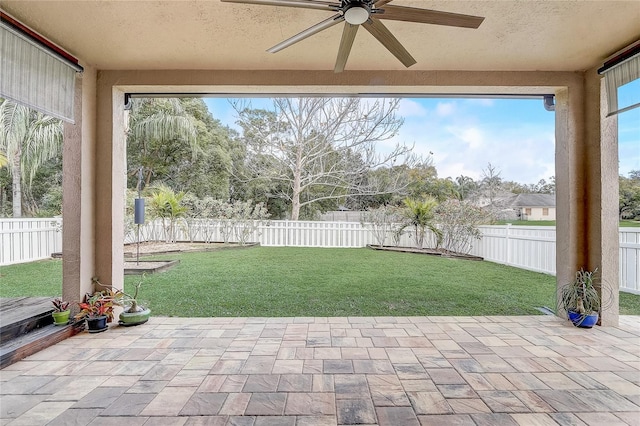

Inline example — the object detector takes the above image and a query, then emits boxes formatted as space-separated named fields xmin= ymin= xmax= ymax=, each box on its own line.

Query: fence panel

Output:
xmin=0 ymin=218 xmax=62 ymax=265
xmin=620 ymin=229 xmax=640 ymax=294
xmin=470 ymin=225 xmax=556 ymax=275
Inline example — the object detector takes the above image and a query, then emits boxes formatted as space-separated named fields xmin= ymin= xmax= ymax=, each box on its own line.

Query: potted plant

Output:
xmin=74 ymin=289 xmax=116 ymax=333
xmin=92 ymin=276 xmax=151 ymax=326
xmin=51 ymin=298 xmax=71 ymax=326
xmin=117 ymin=276 xmax=151 ymax=326
xmin=558 ymin=268 xmax=601 ymax=328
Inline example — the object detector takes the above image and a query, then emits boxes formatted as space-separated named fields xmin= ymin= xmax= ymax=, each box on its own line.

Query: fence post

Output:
xmin=505 ymin=223 xmax=511 ymax=266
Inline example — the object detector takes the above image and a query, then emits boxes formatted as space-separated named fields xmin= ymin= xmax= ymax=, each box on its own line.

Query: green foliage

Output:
xmin=0 ymin=100 xmax=62 ymax=217
xmin=558 ymin=269 xmax=601 ymax=315
xmin=455 ymin=175 xmax=478 ymax=200
xmin=402 ymin=197 xmax=441 ymax=248
xmin=148 ymin=184 xmax=188 ymax=242
xmin=619 ymin=171 xmax=640 ymax=220
xmin=51 ymin=297 xmax=69 ymax=312
xmin=127 ymin=98 xmax=233 ymax=199
xmin=407 ymin=165 xmax=459 ymax=202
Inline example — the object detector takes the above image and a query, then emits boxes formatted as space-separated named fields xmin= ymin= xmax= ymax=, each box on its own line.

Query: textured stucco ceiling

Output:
xmin=1 ymin=0 xmax=638 ymax=72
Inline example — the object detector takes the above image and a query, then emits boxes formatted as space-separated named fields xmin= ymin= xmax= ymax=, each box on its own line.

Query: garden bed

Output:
xmin=123 ymin=241 xmax=259 ymax=257
xmin=124 ymin=260 xmax=180 ymax=275
xmin=367 ymin=244 xmax=483 ymax=261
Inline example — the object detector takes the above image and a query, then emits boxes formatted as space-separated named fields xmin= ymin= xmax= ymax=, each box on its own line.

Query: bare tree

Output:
xmin=233 ymin=97 xmax=421 ymax=220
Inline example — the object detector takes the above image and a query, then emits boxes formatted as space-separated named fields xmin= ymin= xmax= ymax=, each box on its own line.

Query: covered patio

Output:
xmin=2 ymin=315 xmax=639 ymax=425
xmin=0 ymin=1 xmax=639 ymax=423
xmin=0 ymin=0 xmax=637 ymax=326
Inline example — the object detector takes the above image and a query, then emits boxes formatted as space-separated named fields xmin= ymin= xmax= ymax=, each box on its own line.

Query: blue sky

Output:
xmin=204 ymin=89 xmax=639 ymax=185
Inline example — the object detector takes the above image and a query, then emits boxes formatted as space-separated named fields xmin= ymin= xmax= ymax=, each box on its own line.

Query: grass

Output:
xmin=2 ymin=247 xmax=639 ymax=316
xmin=495 ymin=219 xmax=640 ymax=227
xmin=495 ymin=220 xmax=557 ymax=226
xmin=620 ymin=220 xmax=640 ymax=227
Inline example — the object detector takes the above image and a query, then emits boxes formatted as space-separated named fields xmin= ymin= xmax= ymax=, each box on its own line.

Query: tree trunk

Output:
xmin=11 ymin=151 xmax=22 ymax=218
xmin=291 ymin=184 xmax=301 ymax=221
xmin=290 ymin=148 xmax=303 ymax=221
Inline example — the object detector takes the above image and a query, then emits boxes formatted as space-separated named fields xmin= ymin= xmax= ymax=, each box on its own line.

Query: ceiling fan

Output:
xmin=220 ymin=0 xmax=485 ymax=72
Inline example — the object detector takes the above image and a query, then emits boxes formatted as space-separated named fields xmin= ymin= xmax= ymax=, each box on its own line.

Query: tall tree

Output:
xmin=481 ymin=162 xmax=503 ymax=205
xmin=234 ymin=97 xmax=421 ymax=220
xmin=0 ymin=100 xmax=62 ymax=217
xmin=127 ymin=98 xmax=199 ymax=188
xmin=455 ymin=175 xmax=477 ymax=200
xmin=619 ymin=171 xmax=640 ymax=220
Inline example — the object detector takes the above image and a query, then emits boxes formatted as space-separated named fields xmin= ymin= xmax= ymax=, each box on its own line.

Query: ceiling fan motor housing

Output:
xmin=343 ymin=1 xmax=371 ymax=25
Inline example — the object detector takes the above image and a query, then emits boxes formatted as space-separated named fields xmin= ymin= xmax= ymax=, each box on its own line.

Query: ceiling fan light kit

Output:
xmin=220 ymin=0 xmax=485 ymax=72
xmin=344 ymin=3 xmax=370 ymax=25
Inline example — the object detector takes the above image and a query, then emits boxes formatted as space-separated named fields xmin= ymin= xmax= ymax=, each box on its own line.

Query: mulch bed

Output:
xmin=367 ymin=245 xmax=483 ymax=261
xmin=123 ymin=242 xmax=259 ymax=258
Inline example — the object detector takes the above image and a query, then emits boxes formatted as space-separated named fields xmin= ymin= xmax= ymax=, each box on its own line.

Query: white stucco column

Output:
xmin=62 ymin=68 xmax=97 ymax=303
xmin=94 ymin=76 xmax=126 ymax=291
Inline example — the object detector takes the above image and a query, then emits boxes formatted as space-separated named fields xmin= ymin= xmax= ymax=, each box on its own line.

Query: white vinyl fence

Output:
xmin=0 ymin=218 xmax=62 ymax=265
xmin=3 ymin=218 xmax=640 ymax=294
xmin=469 ymin=225 xmax=557 ymax=275
xmin=125 ymin=219 xmax=414 ymax=248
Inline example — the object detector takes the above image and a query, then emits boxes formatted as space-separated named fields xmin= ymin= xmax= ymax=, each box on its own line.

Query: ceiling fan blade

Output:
xmin=376 ymin=5 xmax=484 ymax=29
xmin=374 ymin=0 xmax=393 ymax=6
xmin=220 ymin=0 xmax=340 ymax=12
xmin=334 ymin=23 xmax=359 ymax=73
xmin=362 ymin=19 xmax=416 ymax=67
xmin=268 ymin=14 xmax=344 ymax=53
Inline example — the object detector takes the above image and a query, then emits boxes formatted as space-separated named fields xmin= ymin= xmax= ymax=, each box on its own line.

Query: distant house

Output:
xmin=498 ymin=193 xmax=556 ymax=221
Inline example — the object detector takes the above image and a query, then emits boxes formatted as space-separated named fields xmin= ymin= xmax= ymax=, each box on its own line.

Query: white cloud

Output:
xmin=397 ymin=99 xmax=428 ymax=117
xmin=447 ymin=126 xmax=484 ymax=150
xmin=206 ymin=97 xmax=559 ymax=186
xmin=437 ymin=162 xmax=482 ymax=180
xmin=436 ymin=102 xmax=456 ymax=117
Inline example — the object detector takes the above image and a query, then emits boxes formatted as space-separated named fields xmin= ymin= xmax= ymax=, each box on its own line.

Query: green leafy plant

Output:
xmin=74 ymin=292 xmax=115 ymax=321
xmin=402 ymin=197 xmax=442 ymax=249
xmin=51 ymin=297 xmax=69 ymax=312
xmin=149 ymin=184 xmax=188 ymax=242
xmin=74 ymin=278 xmax=122 ymax=322
xmin=559 ymin=268 xmax=601 ymax=315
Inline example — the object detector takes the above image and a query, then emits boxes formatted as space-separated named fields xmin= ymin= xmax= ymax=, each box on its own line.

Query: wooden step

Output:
xmin=0 ymin=297 xmax=54 ymax=342
xmin=0 ymin=322 xmax=84 ymax=369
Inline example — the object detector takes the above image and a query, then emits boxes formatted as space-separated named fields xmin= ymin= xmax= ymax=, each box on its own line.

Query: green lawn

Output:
xmin=1 ymin=247 xmax=639 ymax=316
xmin=495 ymin=220 xmax=557 ymax=226
xmin=495 ymin=219 xmax=640 ymax=228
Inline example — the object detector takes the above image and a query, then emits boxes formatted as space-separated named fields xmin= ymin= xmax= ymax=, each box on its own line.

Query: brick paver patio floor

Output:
xmin=1 ymin=315 xmax=639 ymax=425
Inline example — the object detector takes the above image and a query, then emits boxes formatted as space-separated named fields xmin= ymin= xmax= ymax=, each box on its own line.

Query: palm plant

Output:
xmin=149 ymin=184 xmax=188 ymax=242
xmin=403 ymin=197 xmax=442 ymax=249
xmin=0 ymin=100 xmax=62 ymax=217
xmin=129 ymin=98 xmax=199 ymax=189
